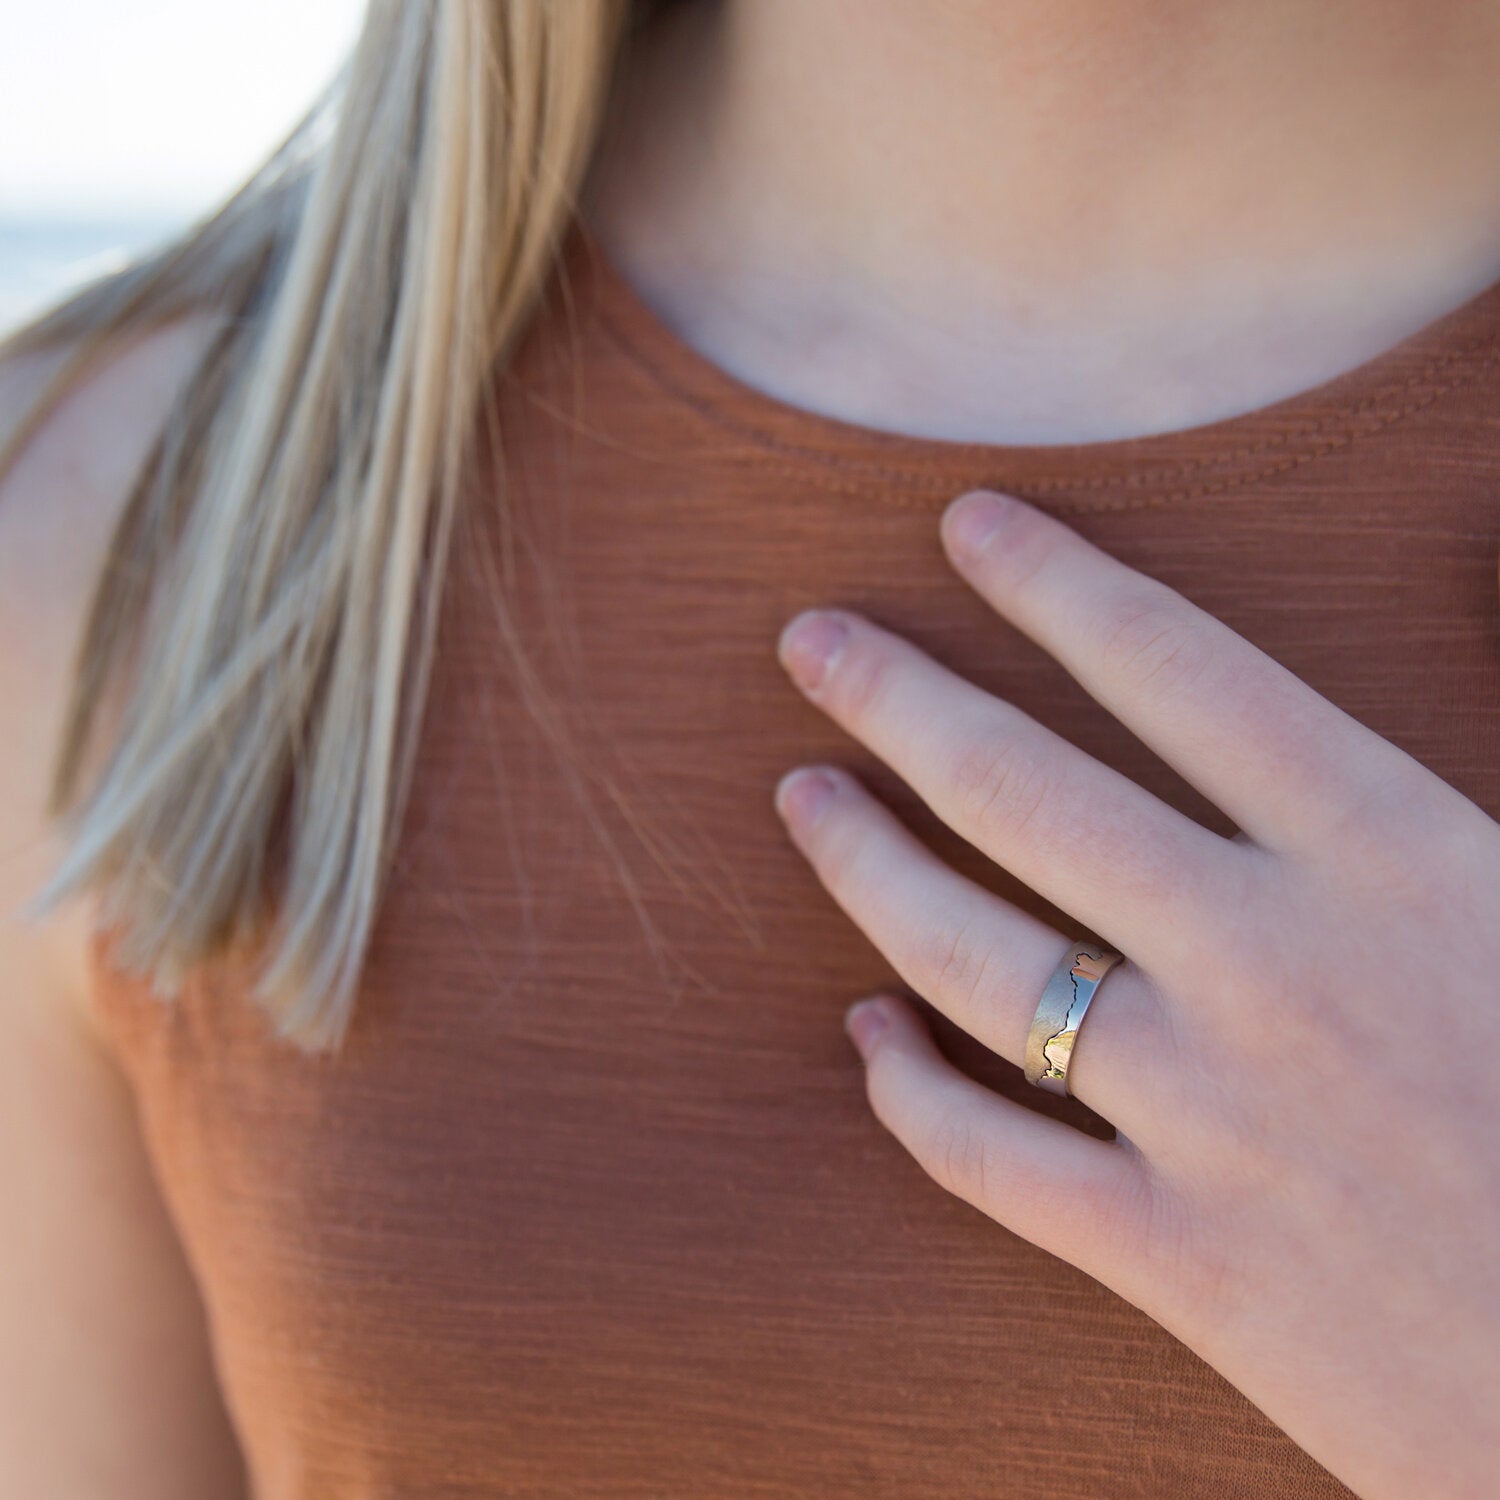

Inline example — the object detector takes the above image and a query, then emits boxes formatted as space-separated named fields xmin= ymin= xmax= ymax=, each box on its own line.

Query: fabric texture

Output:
xmin=88 ymin=213 xmax=1500 ymax=1498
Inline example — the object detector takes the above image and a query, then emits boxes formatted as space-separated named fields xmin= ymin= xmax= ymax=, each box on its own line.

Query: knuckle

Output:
xmin=917 ymin=913 xmax=998 ymax=1021
xmin=1346 ymin=823 xmax=1453 ymax=921
xmin=921 ymin=1112 xmax=996 ymax=1205
xmin=1309 ymin=755 xmax=1420 ymax=851
xmin=948 ymin=731 xmax=1054 ymax=846
xmin=1177 ymin=874 xmax=1301 ymax=1044
xmin=1096 ymin=590 xmax=1213 ymax=702
xmin=1325 ymin=759 xmax=1483 ymax=905
xmin=1011 ymin=782 xmax=1199 ymax=917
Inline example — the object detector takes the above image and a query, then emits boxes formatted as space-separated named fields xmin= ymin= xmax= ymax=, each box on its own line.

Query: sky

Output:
xmin=0 ymin=0 xmax=367 ymax=329
xmin=0 ymin=0 xmax=366 ymax=217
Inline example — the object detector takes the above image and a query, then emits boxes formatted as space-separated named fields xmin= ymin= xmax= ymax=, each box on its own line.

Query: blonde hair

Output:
xmin=1 ymin=0 xmax=653 ymax=1053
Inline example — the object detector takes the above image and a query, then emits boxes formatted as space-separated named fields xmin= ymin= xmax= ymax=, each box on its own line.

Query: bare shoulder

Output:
xmin=0 ymin=311 xmax=249 ymax=1494
xmin=0 ymin=311 xmax=225 ymax=1043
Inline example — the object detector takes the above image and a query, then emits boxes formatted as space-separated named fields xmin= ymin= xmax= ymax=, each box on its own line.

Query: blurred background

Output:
xmin=0 ymin=0 xmax=365 ymax=336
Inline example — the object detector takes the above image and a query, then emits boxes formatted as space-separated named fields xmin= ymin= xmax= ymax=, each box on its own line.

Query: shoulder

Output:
xmin=0 ymin=315 xmax=254 ymax=1494
xmin=0 ymin=312 xmax=227 ymax=535
xmin=0 ymin=312 xmax=226 ymax=1048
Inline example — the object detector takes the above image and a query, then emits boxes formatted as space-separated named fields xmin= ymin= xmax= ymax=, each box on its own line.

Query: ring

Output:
xmin=1023 ymin=939 xmax=1124 ymax=1097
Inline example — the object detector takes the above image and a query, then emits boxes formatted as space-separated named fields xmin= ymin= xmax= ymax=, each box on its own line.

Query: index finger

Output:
xmin=939 ymin=490 xmax=1416 ymax=856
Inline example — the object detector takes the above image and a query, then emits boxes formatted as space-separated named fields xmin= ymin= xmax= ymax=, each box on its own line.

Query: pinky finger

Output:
xmin=847 ymin=992 xmax=1156 ymax=1294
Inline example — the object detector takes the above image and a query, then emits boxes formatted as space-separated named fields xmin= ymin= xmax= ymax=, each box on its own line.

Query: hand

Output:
xmin=770 ymin=490 xmax=1499 ymax=1500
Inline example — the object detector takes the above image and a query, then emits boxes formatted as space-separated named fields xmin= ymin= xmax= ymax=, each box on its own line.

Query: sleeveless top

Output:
xmin=87 ymin=213 xmax=1500 ymax=1499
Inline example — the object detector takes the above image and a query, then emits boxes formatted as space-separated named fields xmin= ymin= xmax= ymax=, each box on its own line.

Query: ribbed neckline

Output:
xmin=557 ymin=214 xmax=1500 ymax=512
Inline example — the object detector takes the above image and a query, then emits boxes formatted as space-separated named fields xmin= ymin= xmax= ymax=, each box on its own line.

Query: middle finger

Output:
xmin=777 ymin=607 xmax=1240 ymax=972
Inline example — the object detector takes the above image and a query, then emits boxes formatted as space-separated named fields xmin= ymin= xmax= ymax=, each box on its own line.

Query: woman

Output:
xmin=1 ymin=0 xmax=1496 ymax=1495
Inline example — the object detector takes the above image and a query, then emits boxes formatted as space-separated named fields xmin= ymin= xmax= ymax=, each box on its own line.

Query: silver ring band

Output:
xmin=1023 ymin=939 xmax=1124 ymax=1097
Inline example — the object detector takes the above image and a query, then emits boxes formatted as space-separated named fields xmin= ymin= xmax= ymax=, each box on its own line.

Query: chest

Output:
xmin=96 ymin=442 xmax=1500 ymax=1497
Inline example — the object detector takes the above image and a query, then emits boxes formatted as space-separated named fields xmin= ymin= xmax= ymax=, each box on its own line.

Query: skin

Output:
xmin=579 ymin=5 xmax=1500 ymax=1490
xmin=7 ymin=2 xmax=1496 ymax=1493
xmin=0 ymin=320 xmax=249 ymax=1495
xmin=771 ymin=491 xmax=1499 ymax=1500
xmin=585 ymin=0 xmax=1500 ymax=443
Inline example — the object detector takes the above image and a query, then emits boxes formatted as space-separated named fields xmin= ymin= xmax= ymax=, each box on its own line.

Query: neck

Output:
xmin=583 ymin=0 xmax=1500 ymax=443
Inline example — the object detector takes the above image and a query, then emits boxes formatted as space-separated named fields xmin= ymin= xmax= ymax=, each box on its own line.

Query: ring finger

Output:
xmin=774 ymin=758 xmax=1174 ymax=1132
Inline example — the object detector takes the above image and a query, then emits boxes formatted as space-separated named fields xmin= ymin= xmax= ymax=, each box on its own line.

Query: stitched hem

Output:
xmin=567 ymin=221 xmax=1500 ymax=512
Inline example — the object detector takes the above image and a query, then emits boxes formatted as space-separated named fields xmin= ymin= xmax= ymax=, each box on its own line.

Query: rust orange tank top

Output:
xmin=88 ymin=215 xmax=1500 ymax=1498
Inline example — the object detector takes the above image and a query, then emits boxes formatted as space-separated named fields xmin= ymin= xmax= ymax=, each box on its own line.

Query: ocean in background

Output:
xmin=0 ymin=213 xmax=192 ymax=337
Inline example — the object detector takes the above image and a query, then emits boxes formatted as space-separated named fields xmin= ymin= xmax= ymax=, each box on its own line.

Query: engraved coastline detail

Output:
xmin=1040 ymin=947 xmax=1110 ymax=1082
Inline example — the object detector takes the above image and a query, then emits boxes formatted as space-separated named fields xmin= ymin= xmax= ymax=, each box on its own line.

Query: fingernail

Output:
xmin=845 ymin=996 xmax=892 ymax=1059
xmin=778 ymin=609 xmax=849 ymax=692
xmin=943 ymin=490 xmax=1015 ymax=557
xmin=774 ymin=765 xmax=839 ymax=826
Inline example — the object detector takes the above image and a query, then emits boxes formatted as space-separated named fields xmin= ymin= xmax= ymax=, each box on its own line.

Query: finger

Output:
xmin=776 ymin=607 xmax=1238 ymax=970
xmin=775 ymin=761 xmax=1168 ymax=1129
xmin=939 ymin=490 xmax=1419 ymax=856
xmin=844 ymin=989 xmax=1155 ymax=1296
